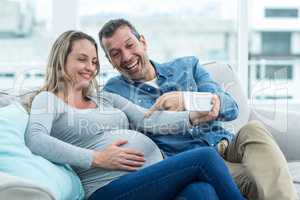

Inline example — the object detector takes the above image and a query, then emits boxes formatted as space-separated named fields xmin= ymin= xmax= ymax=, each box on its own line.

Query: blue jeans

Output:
xmin=176 ymin=182 xmax=219 ymax=200
xmin=88 ymin=147 xmax=244 ymax=200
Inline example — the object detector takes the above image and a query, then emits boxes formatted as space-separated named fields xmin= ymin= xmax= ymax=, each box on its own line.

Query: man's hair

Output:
xmin=98 ymin=18 xmax=140 ymax=54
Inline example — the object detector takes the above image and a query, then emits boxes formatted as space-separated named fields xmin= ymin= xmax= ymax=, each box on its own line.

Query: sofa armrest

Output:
xmin=249 ymin=107 xmax=300 ymax=161
xmin=0 ymin=172 xmax=55 ymax=200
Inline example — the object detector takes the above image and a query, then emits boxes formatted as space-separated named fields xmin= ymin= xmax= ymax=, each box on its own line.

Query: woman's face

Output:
xmin=65 ymin=39 xmax=98 ymax=90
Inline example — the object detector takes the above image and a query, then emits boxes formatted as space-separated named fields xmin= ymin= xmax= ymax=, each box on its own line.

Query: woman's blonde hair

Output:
xmin=41 ymin=30 xmax=100 ymax=100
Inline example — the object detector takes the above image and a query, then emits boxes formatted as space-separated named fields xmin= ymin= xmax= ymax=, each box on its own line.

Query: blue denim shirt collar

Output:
xmin=152 ymin=60 xmax=173 ymax=78
xmin=152 ymin=60 xmax=176 ymax=87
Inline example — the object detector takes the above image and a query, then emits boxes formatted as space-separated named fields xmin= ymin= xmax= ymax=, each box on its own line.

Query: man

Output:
xmin=98 ymin=18 xmax=297 ymax=200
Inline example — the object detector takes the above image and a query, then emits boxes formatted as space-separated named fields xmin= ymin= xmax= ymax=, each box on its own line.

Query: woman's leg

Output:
xmin=88 ymin=147 xmax=244 ymax=200
xmin=175 ymin=182 xmax=219 ymax=200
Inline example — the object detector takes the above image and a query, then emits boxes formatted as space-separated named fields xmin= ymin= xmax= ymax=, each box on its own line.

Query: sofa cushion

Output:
xmin=202 ymin=62 xmax=250 ymax=133
xmin=0 ymin=101 xmax=85 ymax=200
xmin=0 ymin=172 xmax=54 ymax=200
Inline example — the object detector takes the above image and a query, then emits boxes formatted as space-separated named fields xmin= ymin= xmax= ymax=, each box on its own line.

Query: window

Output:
xmin=79 ymin=0 xmax=238 ymax=70
xmin=0 ymin=0 xmax=239 ymax=90
xmin=265 ymin=65 xmax=293 ymax=80
xmin=0 ymin=0 xmax=52 ymax=90
xmin=261 ymin=32 xmax=291 ymax=56
xmin=256 ymin=64 xmax=293 ymax=80
xmin=248 ymin=1 xmax=300 ymax=103
xmin=265 ymin=8 xmax=298 ymax=18
xmin=1 ymin=0 xmax=300 ymax=107
xmin=0 ymin=73 xmax=15 ymax=78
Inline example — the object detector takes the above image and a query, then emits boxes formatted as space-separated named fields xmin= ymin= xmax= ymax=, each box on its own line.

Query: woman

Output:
xmin=25 ymin=30 xmax=244 ymax=200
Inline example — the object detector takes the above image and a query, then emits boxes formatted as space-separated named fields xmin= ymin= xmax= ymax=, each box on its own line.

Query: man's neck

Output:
xmin=144 ymin=63 xmax=156 ymax=81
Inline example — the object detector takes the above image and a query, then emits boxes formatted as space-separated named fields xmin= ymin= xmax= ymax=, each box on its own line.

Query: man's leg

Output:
xmin=224 ymin=120 xmax=297 ymax=200
xmin=224 ymin=161 xmax=257 ymax=199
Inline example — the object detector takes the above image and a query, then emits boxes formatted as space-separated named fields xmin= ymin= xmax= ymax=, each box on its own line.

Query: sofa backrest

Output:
xmin=3 ymin=62 xmax=250 ymax=133
xmin=0 ymin=88 xmax=40 ymax=113
xmin=202 ymin=61 xmax=250 ymax=133
xmin=0 ymin=93 xmax=16 ymax=107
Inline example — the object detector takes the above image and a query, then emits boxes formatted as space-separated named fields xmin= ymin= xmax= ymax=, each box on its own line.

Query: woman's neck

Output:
xmin=57 ymin=87 xmax=96 ymax=109
xmin=58 ymin=88 xmax=84 ymax=104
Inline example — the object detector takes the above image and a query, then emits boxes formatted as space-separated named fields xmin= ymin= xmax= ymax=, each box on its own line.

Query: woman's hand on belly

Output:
xmin=91 ymin=140 xmax=146 ymax=171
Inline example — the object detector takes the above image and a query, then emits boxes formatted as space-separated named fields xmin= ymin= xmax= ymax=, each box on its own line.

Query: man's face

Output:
xmin=102 ymin=26 xmax=151 ymax=81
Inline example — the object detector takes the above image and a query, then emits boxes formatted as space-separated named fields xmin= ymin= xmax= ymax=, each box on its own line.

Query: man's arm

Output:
xmin=102 ymin=91 xmax=213 ymax=135
xmin=192 ymin=59 xmax=239 ymax=121
xmin=145 ymin=91 xmax=221 ymax=124
xmin=146 ymin=58 xmax=239 ymax=122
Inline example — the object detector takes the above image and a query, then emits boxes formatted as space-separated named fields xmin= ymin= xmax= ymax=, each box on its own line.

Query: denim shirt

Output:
xmin=103 ymin=56 xmax=239 ymax=156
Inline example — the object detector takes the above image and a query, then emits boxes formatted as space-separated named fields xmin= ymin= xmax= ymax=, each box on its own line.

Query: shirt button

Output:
xmin=189 ymin=132 xmax=195 ymax=139
xmin=147 ymin=88 xmax=151 ymax=91
xmin=138 ymin=99 xmax=142 ymax=103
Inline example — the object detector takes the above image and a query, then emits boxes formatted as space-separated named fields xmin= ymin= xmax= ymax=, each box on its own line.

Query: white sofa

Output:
xmin=0 ymin=172 xmax=54 ymax=200
xmin=0 ymin=93 xmax=56 ymax=200
xmin=202 ymin=61 xmax=300 ymax=197
xmin=0 ymin=61 xmax=299 ymax=199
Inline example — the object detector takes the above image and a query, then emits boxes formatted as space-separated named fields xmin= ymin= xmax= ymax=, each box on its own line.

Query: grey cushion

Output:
xmin=0 ymin=88 xmax=40 ymax=112
xmin=202 ymin=62 xmax=250 ymax=133
xmin=18 ymin=90 xmax=39 ymax=113
xmin=0 ymin=92 xmax=15 ymax=108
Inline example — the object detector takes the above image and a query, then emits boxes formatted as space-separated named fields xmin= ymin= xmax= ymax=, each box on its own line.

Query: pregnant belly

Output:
xmin=95 ymin=129 xmax=164 ymax=168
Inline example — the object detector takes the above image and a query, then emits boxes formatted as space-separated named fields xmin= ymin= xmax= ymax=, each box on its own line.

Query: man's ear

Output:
xmin=139 ymin=35 xmax=147 ymax=50
xmin=101 ymin=38 xmax=112 ymax=63
xmin=105 ymin=54 xmax=116 ymax=69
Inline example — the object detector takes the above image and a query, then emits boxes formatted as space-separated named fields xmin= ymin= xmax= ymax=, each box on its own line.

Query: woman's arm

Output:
xmin=26 ymin=92 xmax=145 ymax=171
xmin=25 ymin=92 xmax=93 ymax=169
xmin=102 ymin=91 xmax=191 ymax=135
